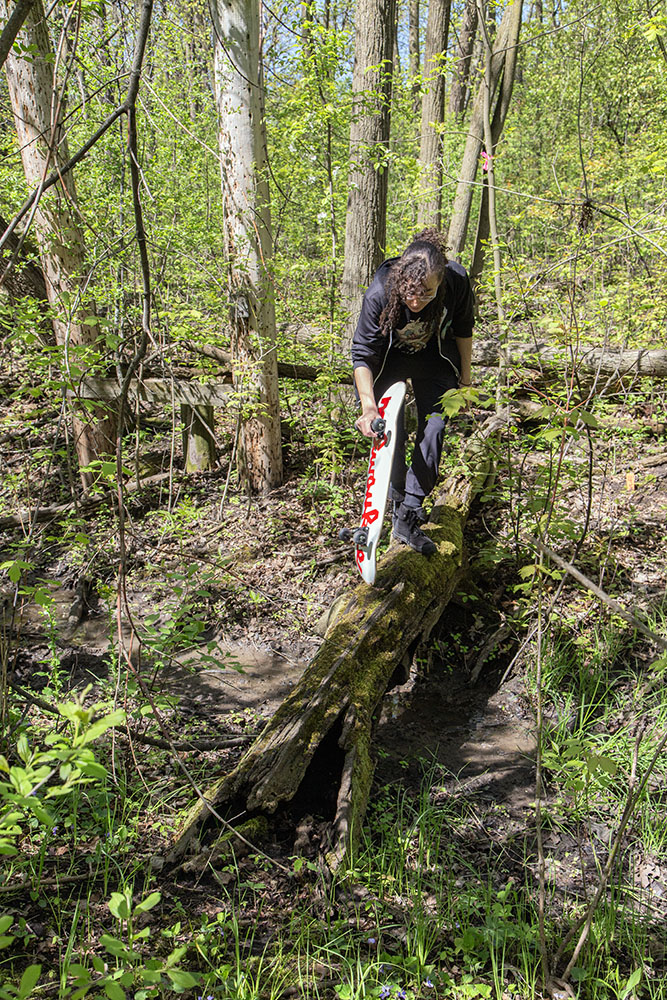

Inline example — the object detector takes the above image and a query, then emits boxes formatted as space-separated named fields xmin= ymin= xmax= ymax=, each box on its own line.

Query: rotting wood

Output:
xmin=0 ymin=471 xmax=172 ymax=531
xmin=166 ymin=412 xmax=505 ymax=872
xmin=181 ymin=403 xmax=216 ymax=473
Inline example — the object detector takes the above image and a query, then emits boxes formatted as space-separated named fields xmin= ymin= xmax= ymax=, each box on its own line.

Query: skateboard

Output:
xmin=339 ymin=380 xmax=406 ymax=585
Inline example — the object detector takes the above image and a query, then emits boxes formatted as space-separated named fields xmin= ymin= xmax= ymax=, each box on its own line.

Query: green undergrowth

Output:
xmin=3 ymin=599 xmax=667 ymax=999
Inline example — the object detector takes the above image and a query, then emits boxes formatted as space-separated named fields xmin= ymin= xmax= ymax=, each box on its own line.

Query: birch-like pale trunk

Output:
xmin=211 ymin=0 xmax=283 ymax=492
xmin=417 ymin=0 xmax=451 ymax=228
xmin=340 ymin=0 xmax=396 ymax=351
xmin=1 ymin=0 xmax=116 ymax=484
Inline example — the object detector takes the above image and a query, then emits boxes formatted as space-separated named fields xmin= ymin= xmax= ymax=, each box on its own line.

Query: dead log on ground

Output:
xmin=167 ymin=413 xmax=505 ymax=871
xmin=474 ymin=340 xmax=667 ymax=383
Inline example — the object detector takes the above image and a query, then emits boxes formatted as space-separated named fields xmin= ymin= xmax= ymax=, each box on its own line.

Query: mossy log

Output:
xmin=167 ymin=414 xmax=505 ymax=870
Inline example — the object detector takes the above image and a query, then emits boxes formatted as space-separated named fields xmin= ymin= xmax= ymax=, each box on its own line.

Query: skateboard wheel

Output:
xmin=339 ymin=528 xmax=353 ymax=542
xmin=352 ymin=527 xmax=369 ymax=545
xmin=371 ymin=417 xmax=386 ymax=436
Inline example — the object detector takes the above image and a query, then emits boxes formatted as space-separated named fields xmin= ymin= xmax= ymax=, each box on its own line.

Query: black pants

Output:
xmin=374 ymin=353 xmax=458 ymax=506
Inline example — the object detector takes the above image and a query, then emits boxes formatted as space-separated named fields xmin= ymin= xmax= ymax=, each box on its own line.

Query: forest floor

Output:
xmin=2 ymin=360 xmax=667 ymax=998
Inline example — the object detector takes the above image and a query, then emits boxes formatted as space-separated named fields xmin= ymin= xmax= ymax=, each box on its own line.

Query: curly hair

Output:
xmin=379 ymin=228 xmax=449 ymax=338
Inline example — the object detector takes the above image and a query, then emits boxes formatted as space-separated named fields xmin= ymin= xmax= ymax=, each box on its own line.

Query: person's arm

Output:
xmin=354 ymin=365 xmax=381 ymax=437
xmin=456 ymin=335 xmax=473 ymax=386
xmin=351 ymin=276 xmax=387 ymax=437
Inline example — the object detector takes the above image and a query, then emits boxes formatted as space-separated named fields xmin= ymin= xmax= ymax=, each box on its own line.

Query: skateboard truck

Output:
xmin=338 ymin=416 xmax=386 ymax=546
xmin=338 ymin=525 xmax=369 ymax=545
xmin=370 ymin=416 xmax=386 ymax=438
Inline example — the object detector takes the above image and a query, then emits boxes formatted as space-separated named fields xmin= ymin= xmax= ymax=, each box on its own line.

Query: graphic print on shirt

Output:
xmin=394 ymin=318 xmax=432 ymax=353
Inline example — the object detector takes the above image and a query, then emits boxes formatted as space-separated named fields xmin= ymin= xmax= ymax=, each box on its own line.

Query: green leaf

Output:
xmin=100 ymin=933 xmax=131 ymax=957
xmin=578 ymin=409 xmax=598 ymax=428
xmin=18 ymin=964 xmax=41 ymax=999
xmin=108 ymin=892 xmax=131 ymax=920
xmin=0 ymin=935 xmax=15 ymax=949
xmin=133 ymin=891 xmax=161 ymax=915
xmin=103 ymin=983 xmax=125 ymax=1000
xmin=623 ymin=968 xmax=642 ymax=996
xmin=595 ymin=754 xmax=618 ymax=776
xmin=81 ymin=710 xmax=126 ymax=745
xmin=16 ymin=735 xmax=30 ymax=764
xmin=166 ymin=969 xmax=197 ymax=989
xmin=78 ymin=761 xmax=108 ymax=779
xmin=0 ymin=916 xmax=13 ymax=934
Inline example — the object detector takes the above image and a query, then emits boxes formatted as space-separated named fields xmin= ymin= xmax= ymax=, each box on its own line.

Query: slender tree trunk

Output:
xmin=446 ymin=0 xmax=522 ymax=259
xmin=211 ymin=0 xmax=283 ymax=493
xmin=301 ymin=0 xmax=315 ymax=58
xmin=408 ymin=0 xmax=420 ymax=110
xmin=470 ymin=0 xmax=522 ymax=281
xmin=340 ymin=0 xmax=396 ymax=351
xmin=417 ymin=0 xmax=451 ymax=228
xmin=1 ymin=0 xmax=116 ymax=485
xmin=448 ymin=0 xmax=478 ymax=117
xmin=393 ymin=0 xmax=401 ymax=76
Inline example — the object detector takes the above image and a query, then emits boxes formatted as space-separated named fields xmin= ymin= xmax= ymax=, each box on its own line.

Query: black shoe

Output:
xmin=392 ymin=500 xmax=428 ymax=524
xmin=392 ymin=504 xmax=436 ymax=556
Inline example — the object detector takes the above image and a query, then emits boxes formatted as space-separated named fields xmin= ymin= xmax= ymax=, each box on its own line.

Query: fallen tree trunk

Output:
xmin=167 ymin=413 xmax=504 ymax=871
xmin=474 ymin=340 xmax=667 ymax=381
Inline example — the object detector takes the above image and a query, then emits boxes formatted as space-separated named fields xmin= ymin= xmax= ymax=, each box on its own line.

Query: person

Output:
xmin=351 ymin=227 xmax=475 ymax=556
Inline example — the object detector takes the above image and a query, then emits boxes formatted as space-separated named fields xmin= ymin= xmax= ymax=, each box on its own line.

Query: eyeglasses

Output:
xmin=405 ymin=289 xmax=437 ymax=306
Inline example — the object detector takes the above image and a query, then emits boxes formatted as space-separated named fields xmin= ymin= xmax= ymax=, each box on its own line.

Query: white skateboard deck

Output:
xmin=354 ymin=381 xmax=406 ymax=585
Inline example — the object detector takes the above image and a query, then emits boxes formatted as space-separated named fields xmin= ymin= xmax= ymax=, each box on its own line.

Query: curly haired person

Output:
xmin=351 ymin=228 xmax=475 ymax=555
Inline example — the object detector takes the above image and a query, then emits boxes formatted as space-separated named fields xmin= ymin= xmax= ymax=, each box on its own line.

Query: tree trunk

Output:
xmin=408 ymin=0 xmax=420 ymax=110
xmin=167 ymin=414 xmax=502 ymax=871
xmin=470 ymin=1 xmax=523 ymax=282
xmin=494 ymin=343 xmax=667 ymax=384
xmin=339 ymin=0 xmax=396 ymax=351
xmin=181 ymin=404 xmax=216 ymax=473
xmin=211 ymin=0 xmax=283 ymax=493
xmin=417 ymin=0 xmax=451 ymax=228
xmin=448 ymin=0 xmax=478 ymax=116
xmin=1 ymin=0 xmax=116 ymax=485
xmin=446 ymin=0 xmax=522 ymax=259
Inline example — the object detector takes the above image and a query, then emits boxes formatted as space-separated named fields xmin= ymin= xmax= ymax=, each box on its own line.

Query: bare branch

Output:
xmin=0 ymin=0 xmax=35 ymax=70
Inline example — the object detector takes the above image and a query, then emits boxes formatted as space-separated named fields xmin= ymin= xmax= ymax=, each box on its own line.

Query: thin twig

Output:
xmin=534 ymin=539 xmax=667 ymax=651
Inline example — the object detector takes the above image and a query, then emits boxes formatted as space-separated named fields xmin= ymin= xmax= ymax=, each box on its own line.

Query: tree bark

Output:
xmin=417 ymin=0 xmax=451 ymax=228
xmin=167 ymin=414 xmax=502 ymax=871
xmin=408 ymin=0 xmax=420 ymax=110
xmin=211 ymin=0 xmax=283 ymax=493
xmin=470 ymin=1 xmax=522 ymax=282
xmin=448 ymin=0 xmax=478 ymax=116
xmin=1 ymin=0 xmax=116 ymax=484
xmin=181 ymin=404 xmax=216 ymax=473
xmin=446 ymin=0 xmax=522 ymax=259
xmin=339 ymin=0 xmax=396 ymax=351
